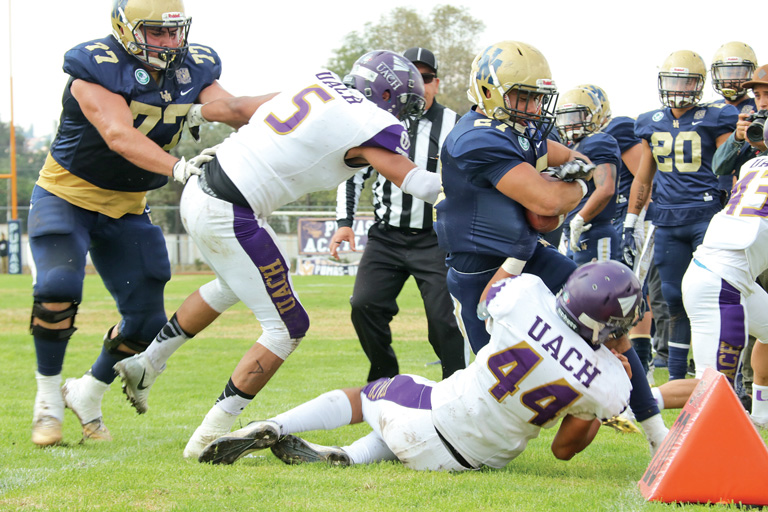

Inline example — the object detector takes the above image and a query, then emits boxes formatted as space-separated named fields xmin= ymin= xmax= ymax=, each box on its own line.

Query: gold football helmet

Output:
xmin=575 ymin=84 xmax=611 ymax=125
xmin=711 ymin=42 xmax=757 ymax=100
xmin=111 ymin=0 xmax=191 ymax=72
xmin=555 ymin=88 xmax=603 ymax=143
xmin=658 ymin=50 xmax=706 ymax=109
xmin=467 ymin=41 xmax=558 ymax=139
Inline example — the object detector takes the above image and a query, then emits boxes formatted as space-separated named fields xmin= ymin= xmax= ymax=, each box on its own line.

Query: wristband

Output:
xmin=623 ymin=213 xmax=639 ymax=230
xmin=501 ymin=257 xmax=526 ymax=276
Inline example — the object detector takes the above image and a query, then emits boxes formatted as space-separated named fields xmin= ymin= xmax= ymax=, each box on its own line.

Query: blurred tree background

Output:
xmin=1 ymin=5 xmax=483 ymax=233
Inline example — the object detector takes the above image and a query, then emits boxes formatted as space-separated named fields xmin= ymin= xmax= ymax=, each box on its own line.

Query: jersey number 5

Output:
xmin=487 ymin=341 xmax=582 ymax=426
xmin=265 ymin=86 xmax=334 ymax=135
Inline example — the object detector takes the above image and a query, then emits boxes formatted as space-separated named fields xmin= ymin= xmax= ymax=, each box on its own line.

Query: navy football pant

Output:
xmin=653 ymin=222 xmax=710 ymax=380
xmin=28 ymin=186 xmax=170 ymax=378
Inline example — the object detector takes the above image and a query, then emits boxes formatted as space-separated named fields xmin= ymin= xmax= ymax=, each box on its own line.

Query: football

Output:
xmin=525 ymin=210 xmax=564 ymax=233
xmin=525 ymin=172 xmax=565 ymax=233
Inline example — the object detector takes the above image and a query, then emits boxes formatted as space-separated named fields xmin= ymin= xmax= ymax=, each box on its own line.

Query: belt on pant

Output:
xmin=435 ymin=427 xmax=475 ymax=470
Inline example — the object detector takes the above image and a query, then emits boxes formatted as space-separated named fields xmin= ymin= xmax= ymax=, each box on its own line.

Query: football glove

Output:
xmin=547 ymin=158 xmax=596 ymax=182
xmin=172 ymin=156 xmax=208 ymax=185
xmin=186 ymin=104 xmax=208 ymax=143
xmin=621 ymin=226 xmax=637 ymax=268
xmin=568 ymin=214 xmax=592 ymax=252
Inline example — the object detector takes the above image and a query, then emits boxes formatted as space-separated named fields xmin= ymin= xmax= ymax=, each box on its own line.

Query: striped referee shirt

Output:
xmin=336 ymin=101 xmax=459 ymax=230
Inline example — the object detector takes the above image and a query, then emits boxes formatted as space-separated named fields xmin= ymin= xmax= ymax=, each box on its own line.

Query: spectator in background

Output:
xmin=329 ymin=47 xmax=466 ymax=382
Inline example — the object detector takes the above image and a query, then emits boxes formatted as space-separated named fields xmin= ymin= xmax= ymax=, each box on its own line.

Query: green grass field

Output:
xmin=0 ymin=274 xmax=759 ymax=511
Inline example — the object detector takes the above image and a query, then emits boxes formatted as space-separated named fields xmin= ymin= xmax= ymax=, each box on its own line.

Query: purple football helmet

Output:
xmin=556 ymin=261 xmax=642 ymax=346
xmin=343 ymin=50 xmax=426 ymax=127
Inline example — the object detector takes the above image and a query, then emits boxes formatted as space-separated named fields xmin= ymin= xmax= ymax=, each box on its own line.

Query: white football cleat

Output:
xmin=184 ymin=424 xmax=231 ymax=460
xmin=198 ymin=420 xmax=281 ymax=464
xmin=114 ymin=353 xmax=163 ymax=414
xmin=271 ymin=435 xmax=351 ymax=466
xmin=61 ymin=373 xmax=112 ymax=442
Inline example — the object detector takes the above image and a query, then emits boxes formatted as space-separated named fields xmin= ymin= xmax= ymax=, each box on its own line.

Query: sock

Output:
xmin=629 ymin=334 xmax=652 ymax=373
xmin=214 ymin=378 xmax=255 ymax=416
xmin=90 ymin=345 xmax=127 ymax=384
xmin=342 ymin=431 xmax=396 ymax=464
xmin=34 ymin=372 xmax=63 ymax=421
xmin=69 ymin=371 xmax=110 ymax=423
xmin=752 ymin=384 xmax=768 ymax=420
xmin=33 ymin=337 xmax=69 ymax=375
xmin=272 ymin=389 xmax=353 ymax=435
xmin=651 ymin=387 xmax=665 ymax=410
xmin=639 ymin=414 xmax=669 ymax=456
xmin=200 ymin=403 xmax=239 ymax=432
xmin=624 ymin=347 xmax=660 ymax=421
xmin=145 ymin=313 xmax=193 ymax=371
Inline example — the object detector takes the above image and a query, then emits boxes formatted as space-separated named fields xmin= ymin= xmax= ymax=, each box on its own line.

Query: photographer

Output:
xmin=711 ymin=63 xmax=768 ymax=412
xmin=713 ymin=64 xmax=768 ymax=178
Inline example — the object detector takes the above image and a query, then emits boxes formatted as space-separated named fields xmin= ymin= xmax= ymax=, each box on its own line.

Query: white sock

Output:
xmin=342 ymin=431 xmax=396 ymax=464
xmin=201 ymin=403 xmax=238 ymax=432
xmin=73 ymin=372 xmax=110 ymax=423
xmin=640 ymin=413 xmax=669 ymax=452
xmin=34 ymin=372 xmax=63 ymax=421
xmin=272 ymin=389 xmax=352 ymax=435
xmin=651 ymin=387 xmax=665 ymax=411
xmin=752 ymin=384 xmax=768 ymax=420
xmin=144 ymin=316 xmax=191 ymax=371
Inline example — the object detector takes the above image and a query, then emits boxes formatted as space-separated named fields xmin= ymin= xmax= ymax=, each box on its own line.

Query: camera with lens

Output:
xmin=746 ymin=109 xmax=768 ymax=143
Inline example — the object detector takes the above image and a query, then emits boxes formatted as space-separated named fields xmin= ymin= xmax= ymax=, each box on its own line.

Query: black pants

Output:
xmin=350 ymin=224 xmax=466 ymax=381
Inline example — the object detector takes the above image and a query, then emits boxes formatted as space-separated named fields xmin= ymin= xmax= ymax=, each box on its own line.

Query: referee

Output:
xmin=330 ymin=47 xmax=466 ymax=382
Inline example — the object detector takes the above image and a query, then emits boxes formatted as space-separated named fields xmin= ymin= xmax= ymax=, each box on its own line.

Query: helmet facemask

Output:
xmin=712 ymin=59 xmax=755 ymax=100
xmin=494 ymin=82 xmax=557 ymax=139
xmin=113 ymin=4 xmax=191 ymax=73
xmin=556 ymin=105 xmax=598 ymax=143
xmin=658 ymin=70 xmax=704 ymax=108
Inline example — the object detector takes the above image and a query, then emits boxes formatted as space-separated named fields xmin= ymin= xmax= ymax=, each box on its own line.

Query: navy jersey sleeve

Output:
xmin=451 ymin=127 xmax=531 ymax=187
xmin=604 ymin=116 xmax=640 ymax=153
xmin=577 ymin=132 xmax=621 ymax=168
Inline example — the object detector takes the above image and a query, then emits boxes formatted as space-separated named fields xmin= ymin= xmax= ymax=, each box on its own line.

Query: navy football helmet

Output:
xmin=556 ymin=261 xmax=642 ymax=346
xmin=111 ymin=0 xmax=191 ymax=73
xmin=344 ymin=50 xmax=426 ymax=128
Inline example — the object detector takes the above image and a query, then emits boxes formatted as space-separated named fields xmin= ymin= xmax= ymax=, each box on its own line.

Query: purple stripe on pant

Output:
xmin=363 ymin=375 xmax=433 ymax=410
xmin=232 ymin=205 xmax=309 ymax=339
xmin=717 ymin=278 xmax=745 ymax=385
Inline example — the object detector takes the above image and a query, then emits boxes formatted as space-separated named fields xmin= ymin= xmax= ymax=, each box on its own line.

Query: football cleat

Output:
xmin=184 ymin=425 xmax=232 ymax=460
xmin=31 ymin=416 xmax=63 ymax=447
xmin=271 ymin=435 xmax=352 ymax=466
xmin=198 ymin=420 xmax=281 ymax=465
xmin=114 ymin=353 xmax=162 ymax=414
xmin=62 ymin=374 xmax=112 ymax=442
xmin=601 ymin=412 xmax=641 ymax=434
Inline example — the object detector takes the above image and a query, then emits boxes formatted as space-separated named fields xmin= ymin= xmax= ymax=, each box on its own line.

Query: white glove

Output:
xmin=633 ymin=207 xmax=647 ymax=250
xmin=172 ymin=156 xmax=204 ymax=184
xmin=548 ymin=158 xmax=596 ymax=182
xmin=186 ymin=104 xmax=208 ymax=142
xmin=568 ymin=214 xmax=592 ymax=252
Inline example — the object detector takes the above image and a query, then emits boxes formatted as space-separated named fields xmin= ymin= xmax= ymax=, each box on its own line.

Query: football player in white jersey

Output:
xmin=196 ymin=261 xmax=639 ymax=470
xmin=650 ymin=122 xmax=768 ymax=427
xmin=112 ymin=50 xmax=443 ymax=458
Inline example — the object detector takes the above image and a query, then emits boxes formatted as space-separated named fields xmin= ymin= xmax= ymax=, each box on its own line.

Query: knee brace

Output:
xmin=103 ymin=326 xmax=151 ymax=355
xmin=29 ymin=301 xmax=78 ymax=340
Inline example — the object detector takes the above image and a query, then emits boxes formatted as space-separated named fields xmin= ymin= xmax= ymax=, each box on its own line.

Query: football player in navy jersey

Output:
xmin=28 ymin=0 xmax=234 ymax=447
xmin=710 ymin=42 xmax=759 ymax=194
xmin=434 ymin=41 xmax=669 ymax=453
xmin=555 ymin=88 xmax=621 ymax=264
xmin=622 ymin=50 xmax=738 ymax=381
